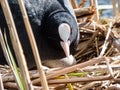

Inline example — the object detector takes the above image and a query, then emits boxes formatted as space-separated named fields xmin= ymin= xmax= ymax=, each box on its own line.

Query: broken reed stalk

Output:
xmin=17 ymin=0 xmax=49 ymax=90
xmin=0 ymin=0 xmax=33 ymax=90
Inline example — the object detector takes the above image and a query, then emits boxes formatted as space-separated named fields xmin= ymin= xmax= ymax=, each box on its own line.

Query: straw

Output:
xmin=0 ymin=74 xmax=4 ymax=90
xmin=18 ymin=0 xmax=49 ymax=90
xmin=1 ymin=0 xmax=33 ymax=89
xmin=111 ymin=0 xmax=117 ymax=16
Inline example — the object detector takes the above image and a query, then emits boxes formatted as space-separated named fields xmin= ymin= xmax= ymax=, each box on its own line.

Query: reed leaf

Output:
xmin=2 ymin=30 xmax=25 ymax=90
xmin=68 ymin=72 xmax=87 ymax=77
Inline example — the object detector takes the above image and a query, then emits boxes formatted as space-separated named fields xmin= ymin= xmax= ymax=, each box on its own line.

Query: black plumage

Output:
xmin=0 ymin=0 xmax=79 ymax=68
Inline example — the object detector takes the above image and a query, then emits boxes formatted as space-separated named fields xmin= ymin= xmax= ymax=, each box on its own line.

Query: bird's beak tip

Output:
xmin=60 ymin=41 xmax=70 ymax=57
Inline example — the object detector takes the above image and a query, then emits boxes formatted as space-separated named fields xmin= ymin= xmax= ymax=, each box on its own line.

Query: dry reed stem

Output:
xmin=1 ymin=54 xmax=120 ymax=89
xmin=2 ymin=64 xmax=120 ymax=83
xmin=81 ymin=64 xmax=120 ymax=72
xmin=4 ymin=82 xmax=17 ymax=90
xmin=90 ymin=0 xmax=93 ymax=6
xmin=114 ymin=78 xmax=120 ymax=83
xmin=32 ymin=56 xmax=105 ymax=84
xmin=75 ymin=30 xmax=99 ymax=59
xmin=80 ymin=81 xmax=102 ymax=90
xmin=47 ymin=75 xmax=112 ymax=84
xmin=89 ymin=0 xmax=99 ymax=22
xmin=70 ymin=0 xmax=77 ymax=9
xmin=93 ymin=21 xmax=99 ymax=56
xmin=74 ymin=7 xmax=95 ymax=17
xmin=118 ymin=0 xmax=120 ymax=13
xmin=93 ymin=0 xmax=99 ymax=22
xmin=0 ymin=0 xmax=32 ymax=89
xmin=46 ymin=56 xmax=105 ymax=79
xmin=107 ymin=84 xmax=120 ymax=90
xmin=0 ymin=74 xmax=4 ymax=90
xmin=78 ymin=0 xmax=86 ymax=8
xmin=100 ymin=22 xmax=112 ymax=56
xmin=18 ymin=0 xmax=49 ymax=90
xmin=111 ymin=0 xmax=117 ymax=16
xmin=4 ymin=82 xmax=66 ymax=90
xmin=0 ymin=0 xmax=120 ymax=89
xmin=4 ymin=82 xmax=42 ymax=90
xmin=105 ymin=57 xmax=114 ymax=78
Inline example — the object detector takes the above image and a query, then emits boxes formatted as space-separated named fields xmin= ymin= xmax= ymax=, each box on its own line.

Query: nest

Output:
xmin=1 ymin=0 xmax=120 ymax=90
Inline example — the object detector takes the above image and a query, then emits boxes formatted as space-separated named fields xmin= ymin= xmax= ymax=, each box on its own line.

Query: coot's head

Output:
xmin=44 ymin=11 xmax=79 ymax=58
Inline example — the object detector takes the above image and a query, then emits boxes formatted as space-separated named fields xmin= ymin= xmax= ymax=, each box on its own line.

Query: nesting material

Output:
xmin=42 ymin=55 xmax=76 ymax=68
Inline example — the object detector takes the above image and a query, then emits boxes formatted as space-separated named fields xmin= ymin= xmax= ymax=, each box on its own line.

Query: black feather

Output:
xmin=0 ymin=0 xmax=79 ymax=68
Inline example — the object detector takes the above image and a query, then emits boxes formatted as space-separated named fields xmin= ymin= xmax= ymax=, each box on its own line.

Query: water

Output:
xmin=76 ymin=0 xmax=114 ymax=18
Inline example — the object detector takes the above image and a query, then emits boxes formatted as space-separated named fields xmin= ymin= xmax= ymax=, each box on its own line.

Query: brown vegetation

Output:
xmin=1 ymin=0 xmax=120 ymax=90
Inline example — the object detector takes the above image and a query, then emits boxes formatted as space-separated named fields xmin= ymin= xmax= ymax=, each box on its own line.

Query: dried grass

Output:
xmin=1 ymin=0 xmax=120 ymax=90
